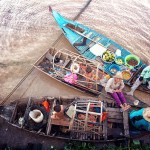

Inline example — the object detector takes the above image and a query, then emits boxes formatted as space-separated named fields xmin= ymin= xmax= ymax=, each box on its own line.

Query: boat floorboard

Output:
xmin=51 ymin=117 xmax=70 ymax=127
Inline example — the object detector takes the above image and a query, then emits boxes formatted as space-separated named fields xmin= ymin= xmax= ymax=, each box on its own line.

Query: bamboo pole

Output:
xmin=84 ymin=102 xmax=91 ymax=131
xmin=69 ymin=104 xmax=77 ymax=130
xmin=76 ymin=108 xmax=102 ymax=116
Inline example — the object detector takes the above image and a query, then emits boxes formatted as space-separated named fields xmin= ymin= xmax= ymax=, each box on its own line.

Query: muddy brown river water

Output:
xmin=0 ymin=0 xmax=150 ymax=101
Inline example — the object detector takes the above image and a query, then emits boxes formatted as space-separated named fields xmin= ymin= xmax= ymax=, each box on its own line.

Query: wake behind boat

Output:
xmin=0 ymin=96 xmax=149 ymax=142
xmin=49 ymin=7 xmax=150 ymax=94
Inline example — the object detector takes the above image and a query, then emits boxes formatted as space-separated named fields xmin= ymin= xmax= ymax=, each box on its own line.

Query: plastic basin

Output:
xmin=109 ymin=64 xmax=120 ymax=75
xmin=125 ymin=55 xmax=140 ymax=69
xmin=102 ymin=51 xmax=115 ymax=64
xmin=115 ymin=56 xmax=124 ymax=65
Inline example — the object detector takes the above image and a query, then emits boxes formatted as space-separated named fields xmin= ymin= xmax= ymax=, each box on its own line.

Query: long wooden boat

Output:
xmin=33 ymin=47 xmax=107 ymax=96
xmin=49 ymin=7 xmax=150 ymax=94
xmin=0 ymin=96 xmax=148 ymax=142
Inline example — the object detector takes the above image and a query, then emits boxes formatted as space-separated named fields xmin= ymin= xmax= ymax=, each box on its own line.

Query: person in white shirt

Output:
xmin=105 ymin=72 xmax=130 ymax=111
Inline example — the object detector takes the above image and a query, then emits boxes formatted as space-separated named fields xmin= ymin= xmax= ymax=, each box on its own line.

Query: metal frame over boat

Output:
xmin=33 ymin=47 xmax=106 ymax=96
xmin=49 ymin=7 xmax=150 ymax=94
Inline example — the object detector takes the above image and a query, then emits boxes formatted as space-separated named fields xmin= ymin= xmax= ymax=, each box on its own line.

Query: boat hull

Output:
xmin=0 ymin=96 xmax=130 ymax=142
xmin=33 ymin=47 xmax=105 ymax=96
xmin=51 ymin=9 xmax=150 ymax=94
xmin=0 ymin=96 xmax=149 ymax=142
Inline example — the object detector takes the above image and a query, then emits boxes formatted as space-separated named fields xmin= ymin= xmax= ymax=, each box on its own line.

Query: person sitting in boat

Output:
xmin=127 ymin=60 xmax=150 ymax=96
xmin=85 ymin=66 xmax=95 ymax=88
xmin=79 ymin=63 xmax=87 ymax=74
xmin=79 ymin=64 xmax=94 ymax=88
xmin=105 ymin=72 xmax=130 ymax=111
xmin=51 ymin=104 xmax=64 ymax=120
xmin=130 ymin=107 xmax=150 ymax=131
xmin=84 ymin=66 xmax=93 ymax=78
xmin=64 ymin=63 xmax=78 ymax=85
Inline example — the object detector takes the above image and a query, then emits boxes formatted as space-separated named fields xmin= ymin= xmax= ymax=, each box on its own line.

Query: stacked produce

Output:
xmin=102 ymin=51 xmax=115 ymax=63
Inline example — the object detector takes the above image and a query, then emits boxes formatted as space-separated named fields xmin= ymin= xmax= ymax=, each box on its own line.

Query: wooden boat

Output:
xmin=33 ymin=47 xmax=107 ymax=96
xmin=49 ymin=7 xmax=150 ymax=94
xmin=0 ymin=96 xmax=148 ymax=142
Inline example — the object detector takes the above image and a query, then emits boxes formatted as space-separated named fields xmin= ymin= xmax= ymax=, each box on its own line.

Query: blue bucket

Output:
xmin=109 ymin=64 xmax=120 ymax=75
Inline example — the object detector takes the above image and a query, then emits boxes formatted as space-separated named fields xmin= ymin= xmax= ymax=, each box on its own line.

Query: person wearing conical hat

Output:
xmin=127 ymin=60 xmax=150 ymax=96
xmin=105 ymin=72 xmax=130 ymax=111
xmin=130 ymin=107 xmax=150 ymax=131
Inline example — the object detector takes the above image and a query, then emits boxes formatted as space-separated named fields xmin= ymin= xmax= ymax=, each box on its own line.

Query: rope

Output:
xmin=1 ymin=67 xmax=34 ymax=105
xmin=1 ymin=0 xmax=93 ymax=105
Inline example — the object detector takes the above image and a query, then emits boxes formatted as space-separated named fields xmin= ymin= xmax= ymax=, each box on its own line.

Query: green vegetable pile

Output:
xmin=102 ymin=51 xmax=115 ymax=62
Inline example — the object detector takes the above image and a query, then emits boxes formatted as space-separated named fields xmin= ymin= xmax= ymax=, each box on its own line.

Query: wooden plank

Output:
xmin=10 ymin=101 xmax=19 ymax=123
xmin=84 ymin=102 xmax=91 ymax=131
xmin=107 ymin=112 xmax=123 ymax=120
xmin=69 ymin=104 xmax=77 ymax=130
xmin=46 ymin=99 xmax=55 ymax=135
xmin=107 ymin=128 xmax=123 ymax=136
xmin=103 ymin=119 xmax=107 ymax=140
xmin=100 ymin=102 xmax=103 ymax=122
xmin=76 ymin=109 xmax=102 ymax=116
xmin=22 ymin=97 xmax=33 ymax=128
xmin=102 ymin=101 xmax=107 ymax=140
xmin=107 ymin=107 xmax=123 ymax=121
xmin=107 ymin=107 xmax=121 ymax=112
xmin=51 ymin=117 xmax=70 ymax=126
xmin=107 ymin=118 xmax=122 ymax=123
xmin=123 ymin=111 xmax=130 ymax=137
xmin=124 ymin=94 xmax=149 ymax=108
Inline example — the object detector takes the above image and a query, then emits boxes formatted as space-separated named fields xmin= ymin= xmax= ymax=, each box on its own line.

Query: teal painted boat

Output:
xmin=49 ymin=7 xmax=150 ymax=94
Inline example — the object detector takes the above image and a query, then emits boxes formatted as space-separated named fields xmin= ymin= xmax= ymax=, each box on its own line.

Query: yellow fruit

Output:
xmin=105 ymin=74 xmax=110 ymax=80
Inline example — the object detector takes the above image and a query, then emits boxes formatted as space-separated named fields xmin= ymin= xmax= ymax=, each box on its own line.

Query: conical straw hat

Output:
xmin=143 ymin=107 xmax=150 ymax=122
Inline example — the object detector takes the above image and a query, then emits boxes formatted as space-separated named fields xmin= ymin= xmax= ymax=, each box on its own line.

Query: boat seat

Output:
xmin=51 ymin=116 xmax=70 ymax=127
xmin=74 ymin=34 xmax=101 ymax=55
xmin=84 ymin=32 xmax=94 ymax=38
xmin=107 ymin=44 xmax=118 ymax=52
